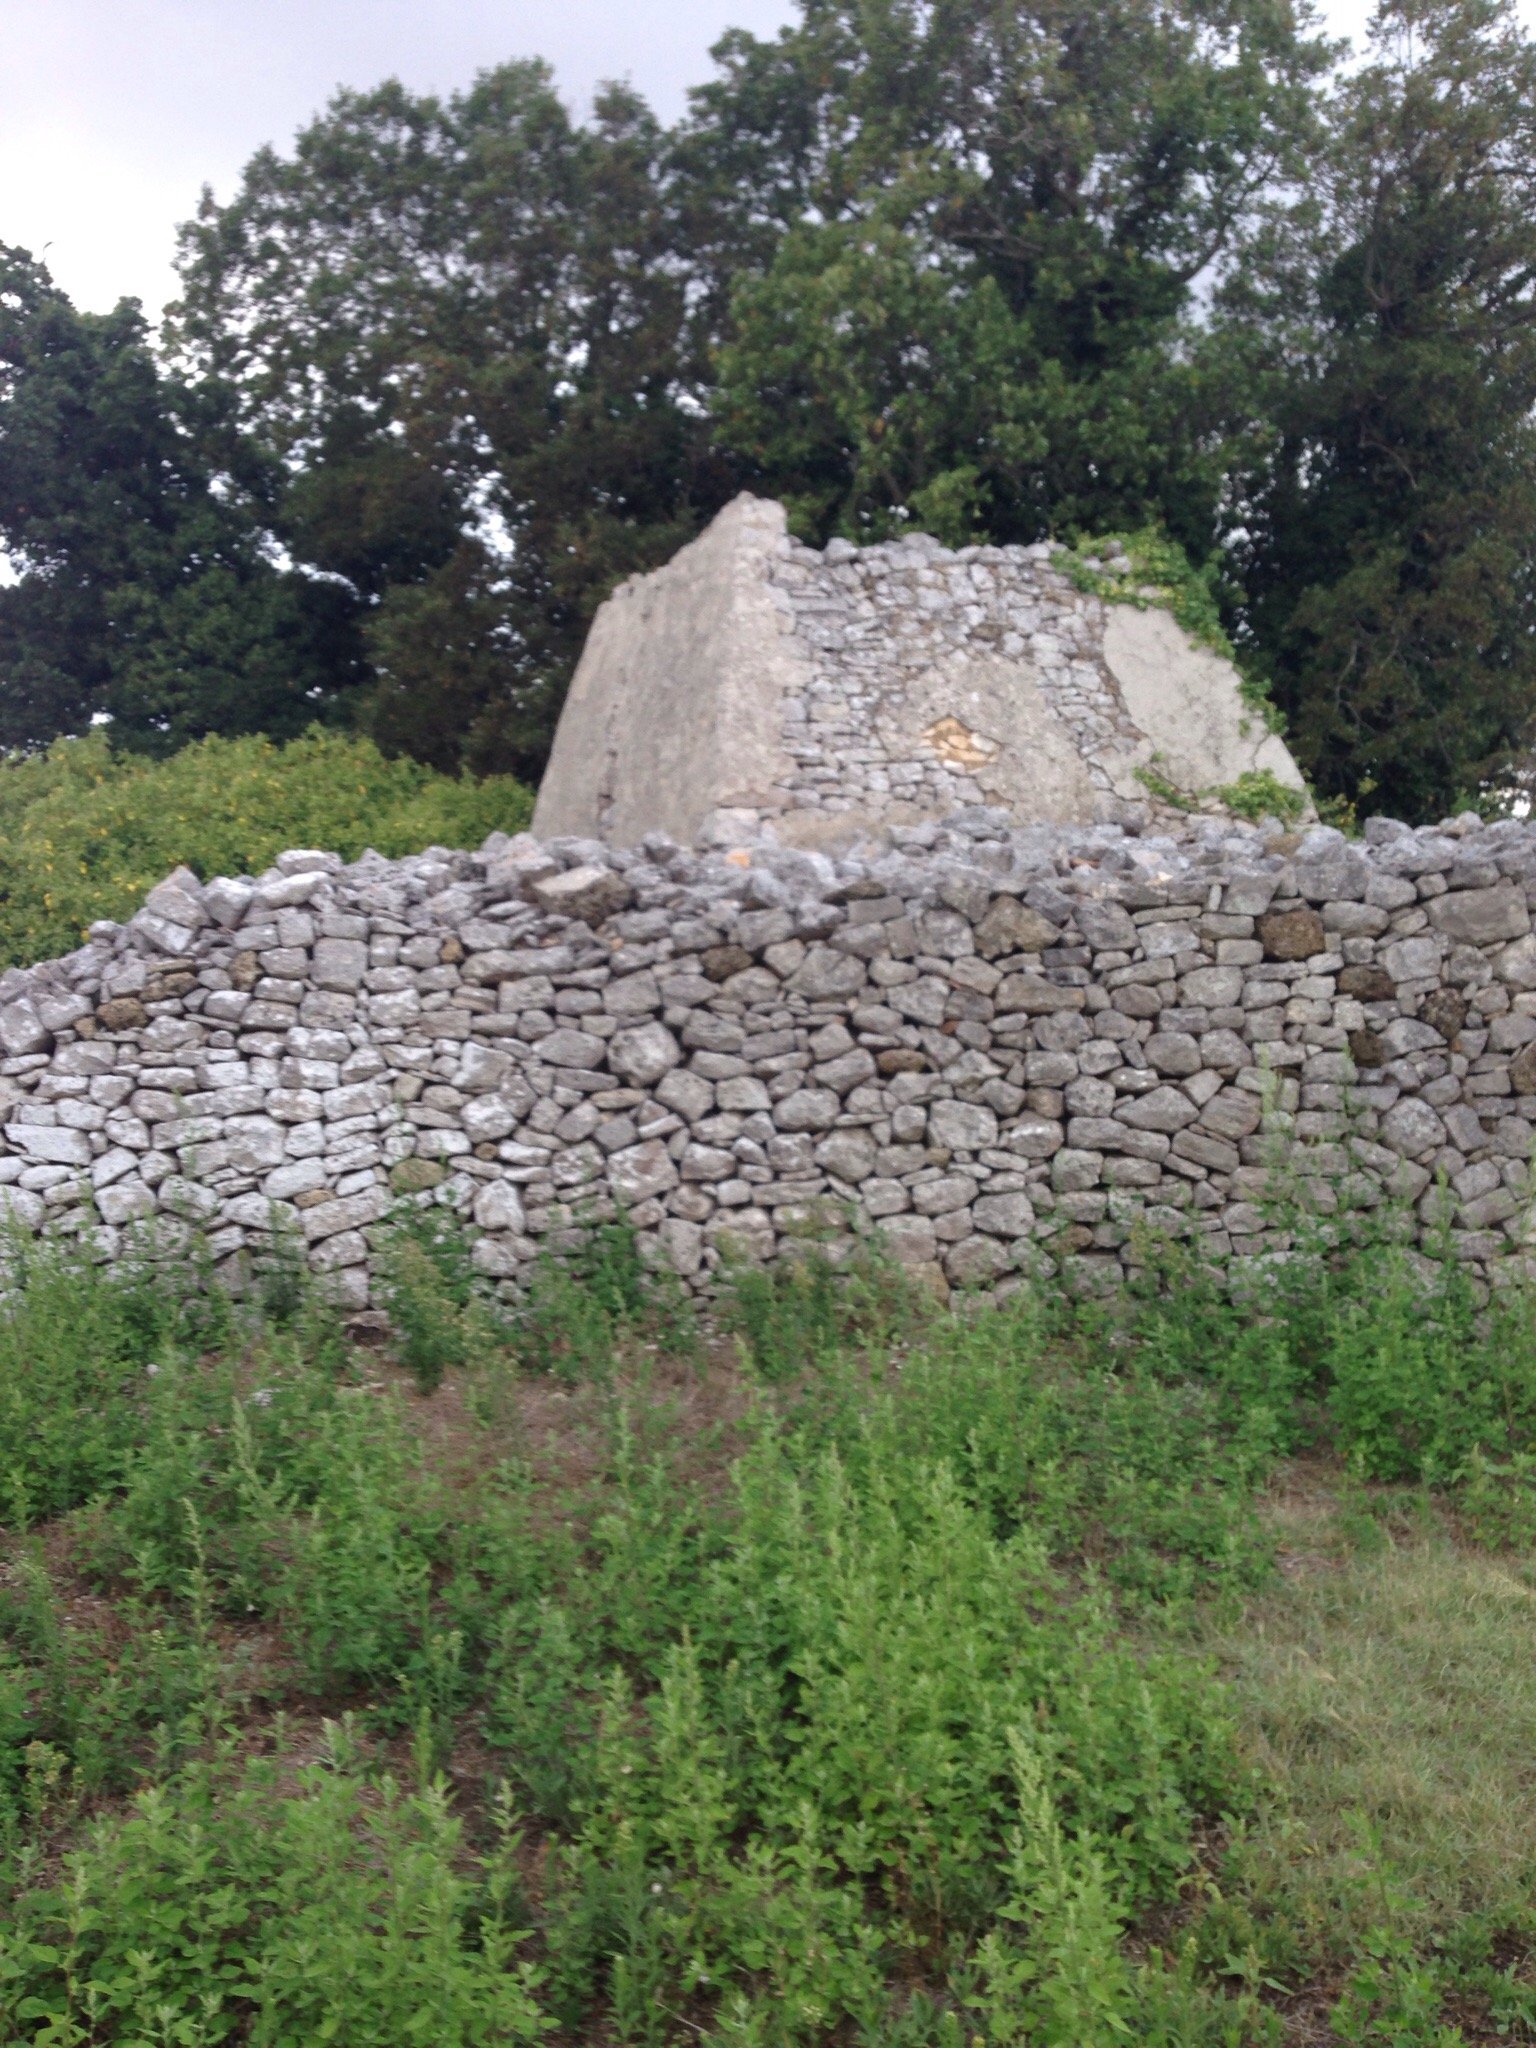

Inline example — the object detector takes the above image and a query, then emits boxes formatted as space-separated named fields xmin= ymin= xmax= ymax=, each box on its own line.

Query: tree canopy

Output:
xmin=0 ymin=245 xmax=352 ymax=755
xmin=1 ymin=0 xmax=1533 ymax=820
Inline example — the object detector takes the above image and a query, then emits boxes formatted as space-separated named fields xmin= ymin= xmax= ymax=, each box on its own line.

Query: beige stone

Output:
xmin=533 ymin=494 xmax=803 ymax=846
xmin=1100 ymin=604 xmax=1306 ymax=806
xmin=534 ymin=493 xmax=1310 ymax=846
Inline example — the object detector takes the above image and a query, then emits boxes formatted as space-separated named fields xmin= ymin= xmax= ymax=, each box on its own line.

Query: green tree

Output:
xmin=1229 ymin=0 xmax=1536 ymax=821
xmin=0 ymin=245 xmax=350 ymax=754
xmin=171 ymin=65 xmax=731 ymax=781
xmin=694 ymin=0 xmax=1331 ymax=557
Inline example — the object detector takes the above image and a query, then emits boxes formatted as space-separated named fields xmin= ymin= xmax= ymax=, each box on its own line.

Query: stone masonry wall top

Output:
xmin=3 ymin=802 xmax=1536 ymax=1308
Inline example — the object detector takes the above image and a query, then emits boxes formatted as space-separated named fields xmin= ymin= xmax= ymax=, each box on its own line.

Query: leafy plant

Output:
xmin=0 ymin=727 xmax=531 ymax=966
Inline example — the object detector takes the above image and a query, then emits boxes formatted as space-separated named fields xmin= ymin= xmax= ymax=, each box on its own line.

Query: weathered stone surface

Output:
xmin=1257 ymin=907 xmax=1325 ymax=960
xmin=390 ymin=1158 xmax=446 ymax=1193
xmin=1338 ymin=964 xmax=1394 ymax=1000
xmin=1499 ymin=934 xmax=1536 ymax=990
xmin=1145 ymin=1032 xmax=1201 ymax=1077
xmin=974 ymin=898 xmax=1060 ymax=959
xmin=1382 ymin=935 xmax=1443 ymax=982
xmin=1428 ymin=885 xmax=1530 ymax=945
xmin=928 ymin=1100 xmax=1000 ymax=1152
xmin=528 ymin=864 xmax=633 ymax=925
xmin=473 ymin=1181 xmax=526 ymax=1234
xmin=1419 ymin=988 xmax=1468 ymax=1041
xmin=608 ymin=1022 xmax=683 ymax=1087
xmin=534 ymin=494 xmax=1306 ymax=847
xmin=611 ymin=1141 xmax=683 ymax=1206
xmin=974 ymin=1191 xmax=1035 ymax=1237
xmin=312 ymin=938 xmax=368 ymax=992
xmin=96 ymin=996 xmax=149 ymax=1033
xmin=1348 ymin=1028 xmax=1387 ymax=1069
xmin=995 ymin=975 xmax=1087 ymax=1016
xmin=1380 ymin=1098 xmax=1448 ymax=1159
xmin=774 ymin=1088 xmax=840 ymax=1133
xmin=1117 ymin=1086 xmax=1199 ymax=1134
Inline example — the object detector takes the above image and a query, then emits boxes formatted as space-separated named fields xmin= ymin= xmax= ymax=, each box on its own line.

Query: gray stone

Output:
xmin=9 ymin=1123 xmax=90 ymax=1165
xmin=773 ymin=1088 xmax=840 ymax=1133
xmin=973 ymin=1191 xmax=1035 ymax=1236
xmin=928 ymin=1099 xmax=1000 ymax=1151
xmin=1382 ymin=934 xmax=1444 ymax=981
xmin=789 ymin=946 xmax=868 ymax=1000
xmin=1380 ymin=1098 xmax=1448 ymax=1158
xmin=608 ymin=1022 xmax=683 ymax=1087
xmin=312 ymin=938 xmax=368 ymax=992
xmin=1428 ymin=885 xmax=1530 ymax=945
xmin=608 ymin=1140 xmax=680 ymax=1204
xmin=473 ymin=1181 xmax=527 ymax=1233
xmin=912 ymin=1174 xmax=978 ymax=1218
xmin=1075 ymin=900 xmax=1139 ymax=951
xmin=1116 ymin=1086 xmax=1200 ymax=1133
xmin=816 ymin=1129 xmax=878 ymax=1183
xmin=1145 ymin=1032 xmax=1201 ymax=1077
xmin=974 ymin=897 xmax=1061 ymax=958
xmin=0 ymin=1000 xmax=49 ymax=1057
xmin=528 ymin=865 xmax=633 ymax=925
xmin=1499 ymin=934 xmax=1536 ymax=990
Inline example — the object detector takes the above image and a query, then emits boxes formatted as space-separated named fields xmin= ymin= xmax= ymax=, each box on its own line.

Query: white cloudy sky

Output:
xmin=0 ymin=0 xmax=1520 ymax=321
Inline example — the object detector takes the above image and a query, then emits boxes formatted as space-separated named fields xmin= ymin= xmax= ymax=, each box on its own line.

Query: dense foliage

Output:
xmin=0 ymin=246 xmax=355 ymax=756
xmin=1 ymin=1206 xmax=1535 ymax=2041
xmin=2 ymin=0 xmax=1535 ymax=817
xmin=0 ymin=728 xmax=531 ymax=966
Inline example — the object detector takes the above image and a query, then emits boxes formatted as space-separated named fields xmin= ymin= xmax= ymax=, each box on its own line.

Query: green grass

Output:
xmin=0 ymin=1216 xmax=1534 ymax=2043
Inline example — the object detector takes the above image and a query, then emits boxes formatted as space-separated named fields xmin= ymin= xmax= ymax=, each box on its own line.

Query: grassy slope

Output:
xmin=0 ymin=1218 xmax=1533 ymax=2044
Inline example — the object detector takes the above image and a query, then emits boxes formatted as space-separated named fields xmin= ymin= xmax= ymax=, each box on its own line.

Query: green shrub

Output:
xmin=0 ymin=1743 xmax=550 ymax=2044
xmin=0 ymin=727 xmax=532 ymax=965
xmin=510 ymin=1214 xmax=699 ymax=1379
xmin=377 ymin=1203 xmax=489 ymax=1394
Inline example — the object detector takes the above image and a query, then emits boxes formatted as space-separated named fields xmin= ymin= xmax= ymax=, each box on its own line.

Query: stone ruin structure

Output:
xmin=533 ymin=494 xmax=1308 ymax=848
xmin=1 ymin=803 xmax=1536 ymax=1307
xmin=0 ymin=503 xmax=1529 ymax=1306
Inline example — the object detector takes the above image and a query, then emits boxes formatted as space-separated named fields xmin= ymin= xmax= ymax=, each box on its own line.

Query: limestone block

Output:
xmin=973 ymin=898 xmax=1060 ymax=959
xmin=608 ymin=1022 xmax=683 ymax=1087
xmin=1100 ymin=604 xmax=1307 ymax=805
xmin=528 ymin=865 xmax=633 ymax=925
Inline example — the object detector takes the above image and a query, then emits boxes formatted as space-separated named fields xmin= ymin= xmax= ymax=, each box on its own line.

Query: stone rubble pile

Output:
xmin=2 ymin=800 xmax=1536 ymax=1306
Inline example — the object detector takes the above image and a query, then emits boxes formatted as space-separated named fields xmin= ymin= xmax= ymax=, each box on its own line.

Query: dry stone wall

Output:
xmin=767 ymin=531 xmax=1173 ymax=821
xmin=5 ymin=803 xmax=1536 ymax=1307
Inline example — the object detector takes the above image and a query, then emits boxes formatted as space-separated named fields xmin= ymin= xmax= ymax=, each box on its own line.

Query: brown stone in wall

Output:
xmin=1338 ymin=964 xmax=1395 ymax=1000
xmin=1348 ymin=1028 xmax=1387 ymax=1069
xmin=1257 ymin=906 xmax=1325 ymax=960
xmin=877 ymin=1048 xmax=927 ymax=1074
xmin=1510 ymin=1042 xmax=1536 ymax=1095
xmin=144 ymin=970 xmax=196 ymax=1003
xmin=1419 ymin=987 xmax=1467 ymax=1041
xmin=702 ymin=945 xmax=754 ymax=982
xmin=95 ymin=996 xmax=148 ymax=1032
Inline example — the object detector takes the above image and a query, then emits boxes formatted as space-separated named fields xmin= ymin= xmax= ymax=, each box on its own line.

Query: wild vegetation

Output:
xmin=1 ymin=1199 xmax=1534 ymax=2044
xmin=4 ymin=0 xmax=1536 ymax=817
xmin=0 ymin=728 xmax=532 ymax=966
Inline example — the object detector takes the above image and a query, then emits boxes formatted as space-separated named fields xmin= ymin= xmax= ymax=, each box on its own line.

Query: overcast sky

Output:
xmin=1 ymin=0 xmax=1523 ymax=322
xmin=0 ymin=0 xmax=797 ymax=318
